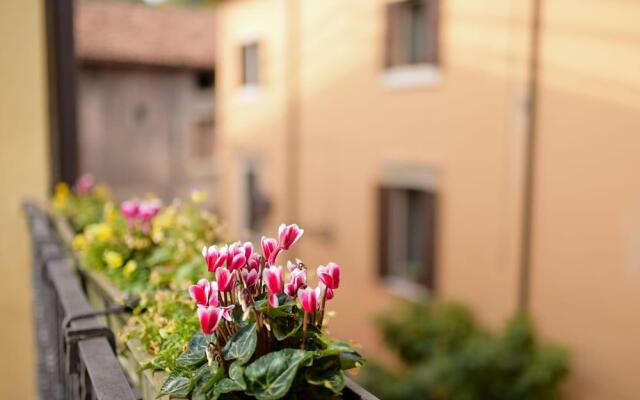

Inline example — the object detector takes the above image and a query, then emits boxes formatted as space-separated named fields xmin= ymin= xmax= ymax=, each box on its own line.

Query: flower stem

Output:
xmin=318 ymin=286 xmax=328 ymax=329
xmin=301 ymin=312 xmax=308 ymax=350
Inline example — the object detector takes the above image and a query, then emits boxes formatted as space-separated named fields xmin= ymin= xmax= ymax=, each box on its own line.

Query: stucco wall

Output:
xmin=0 ymin=0 xmax=49 ymax=398
xmin=216 ymin=0 xmax=640 ymax=398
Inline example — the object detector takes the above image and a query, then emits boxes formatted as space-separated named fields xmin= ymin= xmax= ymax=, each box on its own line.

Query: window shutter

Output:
xmin=378 ymin=187 xmax=391 ymax=278
xmin=422 ymin=190 xmax=437 ymax=291
xmin=424 ymin=0 xmax=440 ymax=64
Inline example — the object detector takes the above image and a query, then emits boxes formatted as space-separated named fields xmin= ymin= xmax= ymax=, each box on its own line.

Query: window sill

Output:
xmin=382 ymin=64 xmax=441 ymax=89
xmin=235 ymin=84 xmax=262 ymax=103
xmin=382 ymin=276 xmax=432 ymax=302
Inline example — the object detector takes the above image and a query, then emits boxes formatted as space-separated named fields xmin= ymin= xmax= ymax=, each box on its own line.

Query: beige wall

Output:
xmin=0 ymin=0 xmax=50 ymax=399
xmin=530 ymin=1 xmax=640 ymax=399
xmin=216 ymin=0 xmax=640 ymax=399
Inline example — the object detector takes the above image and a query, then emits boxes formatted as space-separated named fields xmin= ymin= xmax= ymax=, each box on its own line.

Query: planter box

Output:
xmin=50 ymin=213 xmax=378 ymax=400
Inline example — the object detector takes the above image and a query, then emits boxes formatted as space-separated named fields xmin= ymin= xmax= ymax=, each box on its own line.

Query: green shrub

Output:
xmin=360 ymin=303 xmax=569 ymax=400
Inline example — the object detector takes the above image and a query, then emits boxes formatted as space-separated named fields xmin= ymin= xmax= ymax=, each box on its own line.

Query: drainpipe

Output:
xmin=45 ymin=0 xmax=79 ymax=189
xmin=285 ymin=0 xmax=301 ymax=224
xmin=518 ymin=0 xmax=543 ymax=310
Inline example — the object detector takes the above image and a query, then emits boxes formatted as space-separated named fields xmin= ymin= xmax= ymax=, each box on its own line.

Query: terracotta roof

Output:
xmin=75 ymin=1 xmax=215 ymax=69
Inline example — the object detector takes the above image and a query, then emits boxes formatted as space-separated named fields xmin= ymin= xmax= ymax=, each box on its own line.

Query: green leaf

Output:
xmin=212 ymin=362 xmax=247 ymax=396
xmin=160 ymin=370 xmax=193 ymax=397
xmin=192 ymin=362 xmax=224 ymax=398
xmin=338 ymin=351 xmax=365 ymax=370
xmin=254 ymin=295 xmax=296 ymax=317
xmin=304 ymin=356 xmax=346 ymax=394
xmin=245 ymin=349 xmax=313 ymax=400
xmin=271 ymin=315 xmax=303 ymax=341
xmin=189 ymin=331 xmax=209 ymax=353
xmin=223 ymin=322 xmax=257 ymax=365
xmin=318 ymin=340 xmax=354 ymax=357
xmin=176 ymin=348 xmax=206 ymax=369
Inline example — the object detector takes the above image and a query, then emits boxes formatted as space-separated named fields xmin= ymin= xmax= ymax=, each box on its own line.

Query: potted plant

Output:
xmin=156 ymin=224 xmax=365 ymax=399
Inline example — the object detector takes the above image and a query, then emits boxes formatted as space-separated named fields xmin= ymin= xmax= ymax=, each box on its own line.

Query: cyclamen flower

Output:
xmin=189 ymin=279 xmax=218 ymax=307
xmin=264 ymin=265 xmax=284 ymax=307
xmin=120 ymin=200 xmax=139 ymax=223
xmin=321 ymin=282 xmax=335 ymax=300
xmin=261 ymin=236 xmax=279 ymax=264
xmin=298 ymin=287 xmax=320 ymax=314
xmin=241 ymin=268 xmax=259 ymax=287
xmin=284 ymin=266 xmax=306 ymax=297
xmin=216 ymin=267 xmax=236 ymax=292
xmin=317 ymin=262 xmax=341 ymax=290
xmin=247 ymin=253 xmax=261 ymax=271
xmin=278 ymin=224 xmax=304 ymax=250
xmin=203 ymin=245 xmax=228 ymax=272
xmin=197 ymin=306 xmax=225 ymax=335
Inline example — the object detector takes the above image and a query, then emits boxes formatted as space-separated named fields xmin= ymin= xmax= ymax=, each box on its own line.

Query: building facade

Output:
xmin=214 ymin=0 xmax=640 ymax=399
xmin=75 ymin=2 xmax=217 ymax=203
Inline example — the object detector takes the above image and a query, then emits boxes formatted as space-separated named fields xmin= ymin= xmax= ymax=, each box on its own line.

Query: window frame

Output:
xmin=377 ymin=164 xmax=439 ymax=299
xmin=240 ymin=42 xmax=260 ymax=87
xmin=383 ymin=0 xmax=442 ymax=88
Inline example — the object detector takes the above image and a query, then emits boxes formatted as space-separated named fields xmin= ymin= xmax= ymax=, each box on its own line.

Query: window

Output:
xmin=240 ymin=161 xmax=270 ymax=233
xmin=241 ymin=43 xmax=260 ymax=85
xmin=378 ymin=186 xmax=437 ymax=292
xmin=192 ymin=118 xmax=214 ymax=158
xmin=385 ymin=0 xmax=440 ymax=67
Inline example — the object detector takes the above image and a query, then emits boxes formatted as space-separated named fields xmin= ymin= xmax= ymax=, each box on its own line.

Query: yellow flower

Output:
xmin=123 ymin=260 xmax=138 ymax=278
xmin=94 ymin=184 xmax=111 ymax=201
xmin=191 ymin=188 xmax=207 ymax=204
xmin=53 ymin=182 xmax=70 ymax=210
xmin=72 ymin=234 xmax=87 ymax=251
xmin=86 ymin=223 xmax=113 ymax=242
xmin=103 ymin=202 xmax=118 ymax=224
xmin=104 ymin=250 xmax=123 ymax=269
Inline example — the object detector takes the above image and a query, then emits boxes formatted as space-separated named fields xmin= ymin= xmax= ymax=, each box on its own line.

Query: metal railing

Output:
xmin=23 ymin=203 xmax=137 ymax=400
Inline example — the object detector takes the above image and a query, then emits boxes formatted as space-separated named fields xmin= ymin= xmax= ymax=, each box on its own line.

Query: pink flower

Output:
xmin=120 ymin=200 xmax=139 ymax=222
xmin=261 ymin=236 xmax=280 ymax=264
xmin=220 ymin=305 xmax=235 ymax=322
xmin=278 ymin=224 xmax=304 ymax=250
xmin=226 ymin=242 xmax=249 ymax=270
xmin=216 ymin=267 xmax=236 ymax=292
xmin=264 ymin=265 xmax=284 ymax=307
xmin=298 ymin=287 xmax=319 ymax=314
xmin=202 ymin=245 xmax=228 ymax=272
xmin=197 ymin=306 xmax=225 ymax=335
xmin=317 ymin=262 xmax=340 ymax=290
xmin=189 ymin=279 xmax=218 ymax=307
xmin=138 ymin=199 xmax=162 ymax=222
xmin=75 ymin=174 xmax=95 ymax=195
xmin=284 ymin=267 xmax=306 ymax=297
xmin=322 ymin=283 xmax=334 ymax=300
xmin=241 ymin=268 xmax=259 ymax=287
xmin=242 ymin=241 xmax=254 ymax=259
xmin=247 ymin=253 xmax=261 ymax=271
xmin=228 ymin=253 xmax=246 ymax=271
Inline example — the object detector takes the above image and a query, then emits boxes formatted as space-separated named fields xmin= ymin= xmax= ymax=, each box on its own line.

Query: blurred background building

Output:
xmin=214 ymin=1 xmax=640 ymax=399
xmin=76 ymin=1 xmax=217 ymax=203
xmin=1 ymin=0 xmax=640 ymax=399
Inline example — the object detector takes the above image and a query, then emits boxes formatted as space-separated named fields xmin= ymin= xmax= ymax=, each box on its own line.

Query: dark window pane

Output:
xmin=379 ymin=186 xmax=436 ymax=291
xmin=241 ymin=43 xmax=259 ymax=85
xmin=385 ymin=0 xmax=439 ymax=67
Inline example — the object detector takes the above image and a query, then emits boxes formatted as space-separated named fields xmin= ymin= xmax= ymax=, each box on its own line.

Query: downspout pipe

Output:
xmin=285 ymin=0 xmax=301 ymax=225
xmin=519 ymin=0 xmax=543 ymax=310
